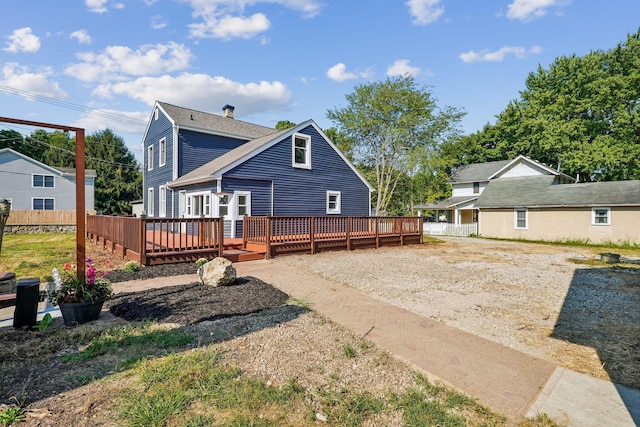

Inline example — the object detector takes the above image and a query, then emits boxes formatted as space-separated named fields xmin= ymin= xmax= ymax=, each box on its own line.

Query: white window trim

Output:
xmin=159 ymin=185 xmax=166 ymax=217
xmin=185 ymin=191 xmax=211 ymax=218
xmin=147 ymin=187 xmax=154 ymax=217
xmin=32 ymin=197 xmax=55 ymax=210
xmin=292 ymin=134 xmax=311 ymax=169
xmin=234 ymin=191 xmax=251 ymax=219
xmin=147 ymin=145 xmax=154 ymax=171
xmin=514 ymin=208 xmax=528 ymax=230
xmin=326 ymin=190 xmax=341 ymax=215
xmin=32 ymin=174 xmax=55 ymax=188
xmin=159 ymin=138 xmax=166 ymax=167
xmin=592 ymin=207 xmax=611 ymax=226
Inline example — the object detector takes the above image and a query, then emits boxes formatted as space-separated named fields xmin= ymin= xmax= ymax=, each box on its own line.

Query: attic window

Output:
xmin=292 ymin=134 xmax=311 ymax=169
xmin=473 ymin=182 xmax=480 ymax=194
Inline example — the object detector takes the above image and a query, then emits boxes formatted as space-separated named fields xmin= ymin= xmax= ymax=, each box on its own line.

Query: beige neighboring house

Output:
xmin=417 ymin=155 xmax=574 ymax=225
xmin=475 ymin=175 xmax=640 ymax=245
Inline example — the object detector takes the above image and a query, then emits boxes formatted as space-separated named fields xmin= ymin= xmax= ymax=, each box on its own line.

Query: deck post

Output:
xmin=242 ymin=217 xmax=248 ymax=249
xmin=310 ymin=217 xmax=315 ymax=254
xmin=400 ymin=217 xmax=404 ymax=246
xmin=265 ymin=216 xmax=272 ymax=259
xmin=375 ymin=217 xmax=380 ymax=249
xmin=419 ymin=217 xmax=424 ymax=244
xmin=218 ymin=217 xmax=224 ymax=258
xmin=139 ymin=217 xmax=147 ymax=266
xmin=345 ymin=217 xmax=351 ymax=251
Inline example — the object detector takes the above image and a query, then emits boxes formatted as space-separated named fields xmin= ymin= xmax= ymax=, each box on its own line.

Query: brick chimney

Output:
xmin=222 ymin=104 xmax=235 ymax=119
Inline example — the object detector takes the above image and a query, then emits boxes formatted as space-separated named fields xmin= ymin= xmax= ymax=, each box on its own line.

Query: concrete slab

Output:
xmin=527 ymin=367 xmax=640 ymax=427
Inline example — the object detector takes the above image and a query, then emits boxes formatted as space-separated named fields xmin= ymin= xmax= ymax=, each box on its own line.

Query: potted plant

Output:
xmin=49 ymin=258 xmax=113 ymax=326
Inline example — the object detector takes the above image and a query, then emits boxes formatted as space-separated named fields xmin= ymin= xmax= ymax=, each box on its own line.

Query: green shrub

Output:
xmin=123 ymin=261 xmax=141 ymax=273
xmin=195 ymin=258 xmax=208 ymax=268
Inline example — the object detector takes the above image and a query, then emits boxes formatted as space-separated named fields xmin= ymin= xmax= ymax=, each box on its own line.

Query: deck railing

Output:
xmin=243 ymin=216 xmax=423 ymax=257
xmin=87 ymin=215 xmax=224 ymax=265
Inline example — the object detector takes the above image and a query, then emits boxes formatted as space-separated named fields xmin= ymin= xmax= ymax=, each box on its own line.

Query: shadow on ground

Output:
xmin=552 ymin=266 xmax=640 ymax=423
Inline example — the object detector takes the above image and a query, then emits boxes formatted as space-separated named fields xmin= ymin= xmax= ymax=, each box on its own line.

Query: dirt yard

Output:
xmin=273 ymin=237 xmax=640 ymax=390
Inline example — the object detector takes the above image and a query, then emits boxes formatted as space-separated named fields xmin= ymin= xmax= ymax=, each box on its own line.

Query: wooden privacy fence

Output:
xmin=7 ymin=209 xmax=96 ymax=224
xmin=86 ymin=215 xmax=224 ymax=265
xmin=243 ymin=216 xmax=423 ymax=258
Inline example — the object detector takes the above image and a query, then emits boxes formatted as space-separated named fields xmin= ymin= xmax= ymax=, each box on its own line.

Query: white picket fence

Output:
xmin=423 ymin=222 xmax=477 ymax=237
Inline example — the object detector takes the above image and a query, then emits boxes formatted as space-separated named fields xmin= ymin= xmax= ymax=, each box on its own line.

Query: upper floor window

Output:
xmin=326 ymin=191 xmax=341 ymax=215
xmin=514 ymin=208 xmax=528 ymax=229
xmin=148 ymin=145 xmax=154 ymax=171
xmin=33 ymin=198 xmax=54 ymax=210
xmin=473 ymin=182 xmax=480 ymax=194
xmin=292 ymin=134 xmax=311 ymax=169
xmin=33 ymin=174 xmax=54 ymax=188
xmin=159 ymin=138 xmax=166 ymax=167
xmin=592 ymin=207 xmax=610 ymax=225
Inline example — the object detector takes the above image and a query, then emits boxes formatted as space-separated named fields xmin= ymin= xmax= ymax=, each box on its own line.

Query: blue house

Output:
xmin=142 ymin=101 xmax=372 ymax=238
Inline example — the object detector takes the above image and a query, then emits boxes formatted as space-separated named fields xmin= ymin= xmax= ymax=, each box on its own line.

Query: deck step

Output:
xmin=223 ymin=249 xmax=266 ymax=262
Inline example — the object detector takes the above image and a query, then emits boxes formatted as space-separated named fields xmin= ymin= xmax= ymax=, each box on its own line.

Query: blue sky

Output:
xmin=2 ymin=0 xmax=640 ymax=162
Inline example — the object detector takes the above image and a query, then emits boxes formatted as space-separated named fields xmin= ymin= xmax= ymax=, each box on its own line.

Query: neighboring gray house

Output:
xmin=0 ymin=148 xmax=96 ymax=211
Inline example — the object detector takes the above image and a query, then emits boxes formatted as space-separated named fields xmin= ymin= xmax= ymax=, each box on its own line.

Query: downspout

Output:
xmin=271 ymin=180 xmax=274 ymax=216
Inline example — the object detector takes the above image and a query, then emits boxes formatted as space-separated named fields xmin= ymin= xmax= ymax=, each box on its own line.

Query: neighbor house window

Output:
xmin=148 ymin=145 xmax=154 ymax=171
xmin=33 ymin=198 xmax=54 ymax=210
xmin=235 ymin=191 xmax=251 ymax=218
xmin=187 ymin=193 xmax=210 ymax=217
xmin=473 ymin=182 xmax=480 ymax=194
xmin=33 ymin=174 xmax=54 ymax=188
xmin=592 ymin=207 xmax=610 ymax=225
xmin=326 ymin=191 xmax=341 ymax=214
xmin=514 ymin=208 xmax=528 ymax=229
xmin=159 ymin=138 xmax=166 ymax=167
xmin=292 ymin=134 xmax=311 ymax=168
xmin=147 ymin=188 xmax=154 ymax=216
xmin=159 ymin=185 xmax=166 ymax=217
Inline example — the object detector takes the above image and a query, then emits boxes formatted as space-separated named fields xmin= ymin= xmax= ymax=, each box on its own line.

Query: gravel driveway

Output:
xmin=273 ymin=236 xmax=640 ymax=390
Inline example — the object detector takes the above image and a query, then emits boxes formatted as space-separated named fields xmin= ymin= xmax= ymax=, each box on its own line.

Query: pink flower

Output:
xmin=64 ymin=263 xmax=72 ymax=271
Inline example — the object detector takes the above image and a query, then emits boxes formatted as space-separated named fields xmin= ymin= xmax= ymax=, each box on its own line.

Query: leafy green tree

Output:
xmin=327 ymin=75 xmax=464 ymax=214
xmin=0 ymin=129 xmax=47 ymax=161
xmin=457 ymin=30 xmax=640 ymax=181
xmin=275 ymin=120 xmax=296 ymax=130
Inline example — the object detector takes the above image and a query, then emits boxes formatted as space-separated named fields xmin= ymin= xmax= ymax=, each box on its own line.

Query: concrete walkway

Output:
xmin=2 ymin=261 xmax=639 ymax=426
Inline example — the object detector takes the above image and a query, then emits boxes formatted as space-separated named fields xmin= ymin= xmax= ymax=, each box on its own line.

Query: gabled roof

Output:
xmin=450 ymin=159 xmax=511 ymax=183
xmin=488 ymin=155 xmax=575 ymax=182
xmin=168 ymin=120 xmax=374 ymax=191
xmin=0 ymin=148 xmax=97 ymax=178
xmin=475 ymin=175 xmax=640 ymax=208
xmin=156 ymin=101 xmax=277 ymax=140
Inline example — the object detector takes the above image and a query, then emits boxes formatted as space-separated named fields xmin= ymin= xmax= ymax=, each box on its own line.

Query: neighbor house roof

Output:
xmin=0 ymin=148 xmax=97 ymax=178
xmin=475 ymin=175 xmax=640 ymax=208
xmin=157 ymin=101 xmax=277 ymax=140
xmin=415 ymin=196 xmax=479 ymax=210
xmin=450 ymin=159 xmax=511 ymax=183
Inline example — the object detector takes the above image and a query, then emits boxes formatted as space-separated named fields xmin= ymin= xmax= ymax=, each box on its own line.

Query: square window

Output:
xmin=292 ymin=134 xmax=311 ymax=168
xmin=327 ymin=191 xmax=341 ymax=215
xmin=33 ymin=174 xmax=54 ymax=188
xmin=592 ymin=208 xmax=610 ymax=225
xmin=514 ymin=209 xmax=527 ymax=229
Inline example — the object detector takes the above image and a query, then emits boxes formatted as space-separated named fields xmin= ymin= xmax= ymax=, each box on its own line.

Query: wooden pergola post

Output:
xmin=0 ymin=117 xmax=86 ymax=279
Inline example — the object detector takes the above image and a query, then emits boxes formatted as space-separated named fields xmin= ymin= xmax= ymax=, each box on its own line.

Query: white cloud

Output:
xmin=506 ymin=0 xmax=570 ymax=21
xmin=326 ymin=63 xmax=360 ymax=82
xmin=0 ymin=63 xmax=67 ymax=100
xmin=459 ymin=45 xmax=542 ymax=63
xmin=64 ymin=42 xmax=193 ymax=82
xmin=70 ymin=29 xmax=92 ymax=44
xmin=92 ymin=73 xmax=291 ymax=116
xmin=406 ymin=0 xmax=444 ymax=25
xmin=3 ymin=27 xmax=41 ymax=53
xmin=151 ymin=15 xmax=168 ymax=30
xmin=73 ymin=109 xmax=148 ymax=135
xmin=185 ymin=0 xmax=322 ymax=39
xmin=386 ymin=59 xmax=421 ymax=77
xmin=85 ymin=0 xmax=108 ymax=13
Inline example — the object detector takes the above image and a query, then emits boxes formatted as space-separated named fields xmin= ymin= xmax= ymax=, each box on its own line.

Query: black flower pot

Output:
xmin=59 ymin=300 xmax=105 ymax=326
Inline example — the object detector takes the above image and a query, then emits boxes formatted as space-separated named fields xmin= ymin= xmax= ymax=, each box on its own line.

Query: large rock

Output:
xmin=199 ymin=257 xmax=237 ymax=287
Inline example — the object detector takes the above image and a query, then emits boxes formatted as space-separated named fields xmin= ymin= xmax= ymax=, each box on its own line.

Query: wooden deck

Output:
xmin=87 ymin=215 xmax=423 ymax=266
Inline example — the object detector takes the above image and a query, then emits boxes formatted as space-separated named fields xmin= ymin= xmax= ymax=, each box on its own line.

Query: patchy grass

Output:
xmin=0 ymin=233 xmax=76 ymax=281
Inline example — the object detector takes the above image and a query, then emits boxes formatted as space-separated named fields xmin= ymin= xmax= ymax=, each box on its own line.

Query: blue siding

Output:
xmin=221 ymin=178 xmax=272 ymax=216
xmin=178 ymin=129 xmax=246 ymax=176
xmin=222 ymin=125 xmax=369 ymax=216
xmin=143 ymin=109 xmax=174 ymax=217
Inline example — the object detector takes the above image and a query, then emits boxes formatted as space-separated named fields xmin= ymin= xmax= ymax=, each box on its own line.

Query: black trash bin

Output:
xmin=13 ymin=278 xmax=40 ymax=328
